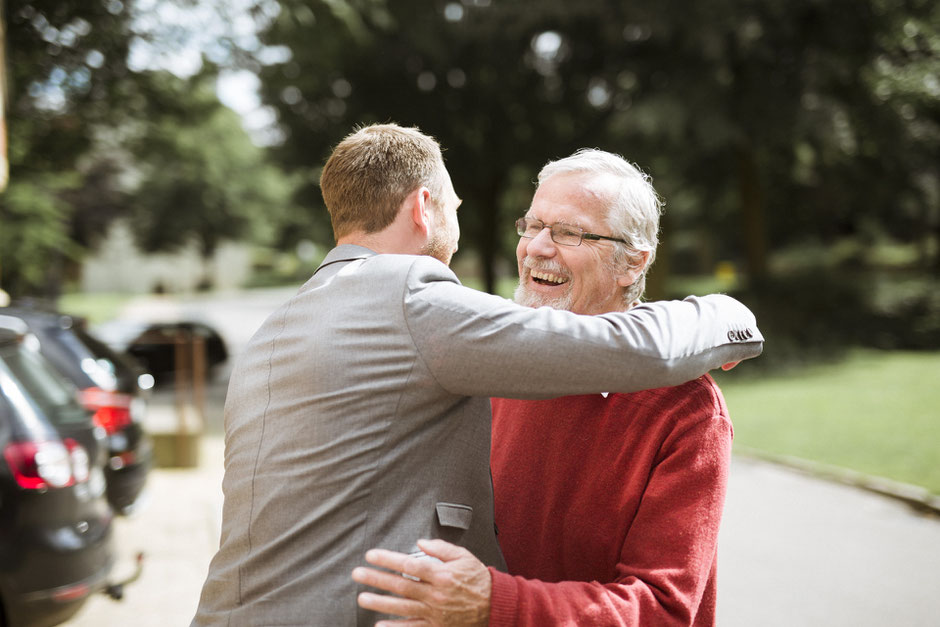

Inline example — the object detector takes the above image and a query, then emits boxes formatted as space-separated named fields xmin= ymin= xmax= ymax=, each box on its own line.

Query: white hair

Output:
xmin=537 ymin=149 xmax=663 ymax=304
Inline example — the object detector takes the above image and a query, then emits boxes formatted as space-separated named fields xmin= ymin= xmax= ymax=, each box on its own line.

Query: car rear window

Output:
xmin=75 ymin=328 xmax=133 ymax=364
xmin=0 ymin=344 xmax=90 ymax=426
xmin=0 ymin=368 xmax=59 ymax=441
xmin=49 ymin=326 xmax=121 ymax=389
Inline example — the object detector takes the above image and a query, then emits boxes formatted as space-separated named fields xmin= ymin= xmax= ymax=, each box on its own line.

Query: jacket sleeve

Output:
xmin=404 ymin=257 xmax=763 ymax=398
xmin=487 ymin=409 xmax=733 ymax=626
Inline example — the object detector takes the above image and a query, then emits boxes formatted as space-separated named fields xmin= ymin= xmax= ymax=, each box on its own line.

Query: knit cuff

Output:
xmin=487 ymin=567 xmax=518 ymax=627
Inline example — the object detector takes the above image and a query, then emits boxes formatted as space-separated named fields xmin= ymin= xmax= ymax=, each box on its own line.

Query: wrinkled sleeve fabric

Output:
xmin=487 ymin=407 xmax=733 ymax=626
xmin=403 ymin=256 xmax=763 ymax=398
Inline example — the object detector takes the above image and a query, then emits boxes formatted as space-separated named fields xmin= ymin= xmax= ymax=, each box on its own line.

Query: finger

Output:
xmin=375 ymin=620 xmax=429 ymax=627
xmin=365 ymin=549 xmax=438 ymax=582
xmin=357 ymin=591 xmax=427 ymax=618
xmin=352 ymin=566 xmax=427 ymax=599
xmin=416 ymin=538 xmax=468 ymax=562
xmin=364 ymin=548 xmax=414 ymax=570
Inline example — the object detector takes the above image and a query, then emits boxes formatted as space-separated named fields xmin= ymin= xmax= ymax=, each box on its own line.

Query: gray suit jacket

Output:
xmin=192 ymin=245 xmax=763 ymax=626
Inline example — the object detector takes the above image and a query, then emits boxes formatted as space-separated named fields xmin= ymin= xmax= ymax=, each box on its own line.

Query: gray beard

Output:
xmin=513 ymin=281 xmax=574 ymax=311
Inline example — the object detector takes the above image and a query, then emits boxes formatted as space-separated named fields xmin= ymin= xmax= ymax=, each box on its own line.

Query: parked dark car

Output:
xmin=0 ymin=319 xmax=114 ymax=627
xmin=93 ymin=319 xmax=228 ymax=384
xmin=0 ymin=306 xmax=154 ymax=514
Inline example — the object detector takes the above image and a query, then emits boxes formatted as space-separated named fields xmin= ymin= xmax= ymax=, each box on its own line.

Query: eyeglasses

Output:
xmin=515 ymin=217 xmax=627 ymax=247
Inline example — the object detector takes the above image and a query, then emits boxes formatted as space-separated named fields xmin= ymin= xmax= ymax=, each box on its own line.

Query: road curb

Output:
xmin=734 ymin=447 xmax=940 ymax=517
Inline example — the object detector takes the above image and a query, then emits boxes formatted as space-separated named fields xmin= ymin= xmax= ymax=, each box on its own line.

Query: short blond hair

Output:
xmin=320 ymin=124 xmax=447 ymax=240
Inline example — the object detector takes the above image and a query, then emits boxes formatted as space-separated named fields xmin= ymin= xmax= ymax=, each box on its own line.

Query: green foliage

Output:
xmin=2 ymin=1 xmax=303 ymax=297
xmin=715 ymin=349 xmax=940 ymax=495
xmin=126 ymin=70 xmax=299 ymax=257
xmin=5 ymin=0 xmax=136 ymax=170
xmin=2 ymin=0 xmax=138 ymax=296
xmin=257 ymin=0 xmax=655 ymax=290
xmin=0 ymin=174 xmax=83 ymax=295
xmin=712 ymin=270 xmax=940 ymax=374
xmin=4 ymin=0 xmax=938 ymax=312
xmin=242 ymin=244 xmax=325 ymax=288
xmin=249 ymin=0 xmax=939 ymax=294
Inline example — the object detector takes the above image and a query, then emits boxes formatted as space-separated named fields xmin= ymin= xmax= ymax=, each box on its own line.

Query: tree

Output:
xmin=124 ymin=68 xmax=298 ymax=268
xmin=1 ymin=0 xmax=300 ymax=297
xmin=255 ymin=0 xmax=632 ymax=292
xmin=250 ymin=0 xmax=938 ymax=293
xmin=1 ymin=0 xmax=137 ymax=297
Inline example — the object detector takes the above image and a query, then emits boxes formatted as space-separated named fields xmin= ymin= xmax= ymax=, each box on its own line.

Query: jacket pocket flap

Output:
xmin=435 ymin=502 xmax=473 ymax=529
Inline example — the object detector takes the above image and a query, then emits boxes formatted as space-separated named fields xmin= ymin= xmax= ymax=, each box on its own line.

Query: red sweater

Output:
xmin=488 ymin=376 xmax=731 ymax=626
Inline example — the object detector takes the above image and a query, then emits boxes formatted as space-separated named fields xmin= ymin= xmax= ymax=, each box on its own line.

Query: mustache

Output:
xmin=521 ymin=256 xmax=568 ymax=277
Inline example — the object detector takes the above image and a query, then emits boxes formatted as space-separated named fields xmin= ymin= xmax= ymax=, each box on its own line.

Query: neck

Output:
xmin=337 ymin=215 xmax=424 ymax=256
xmin=335 ymin=191 xmax=433 ymax=256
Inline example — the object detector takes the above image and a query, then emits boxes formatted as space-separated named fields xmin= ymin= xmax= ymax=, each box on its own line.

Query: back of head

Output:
xmin=320 ymin=124 xmax=446 ymax=241
xmin=538 ymin=149 xmax=662 ymax=304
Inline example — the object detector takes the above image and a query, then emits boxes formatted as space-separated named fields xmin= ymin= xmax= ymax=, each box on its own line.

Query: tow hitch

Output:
xmin=104 ymin=552 xmax=145 ymax=600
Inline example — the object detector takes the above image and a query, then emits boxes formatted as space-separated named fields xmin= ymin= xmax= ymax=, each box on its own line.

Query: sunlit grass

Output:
xmin=59 ymin=292 xmax=135 ymax=324
xmin=713 ymin=350 xmax=940 ymax=495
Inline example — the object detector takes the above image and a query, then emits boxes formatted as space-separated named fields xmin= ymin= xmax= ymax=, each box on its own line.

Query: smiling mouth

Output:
xmin=530 ymin=269 xmax=568 ymax=286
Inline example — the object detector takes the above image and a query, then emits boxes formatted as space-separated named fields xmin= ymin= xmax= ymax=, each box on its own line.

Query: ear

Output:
xmin=615 ymin=250 xmax=650 ymax=288
xmin=409 ymin=187 xmax=433 ymax=237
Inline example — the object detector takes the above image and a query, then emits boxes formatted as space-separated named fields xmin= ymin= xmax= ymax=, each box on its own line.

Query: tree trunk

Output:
xmin=735 ymin=142 xmax=769 ymax=281
xmin=42 ymin=251 xmax=65 ymax=302
xmin=928 ymin=194 xmax=940 ymax=276
xmin=933 ymin=211 xmax=940 ymax=276
xmin=478 ymin=174 xmax=505 ymax=295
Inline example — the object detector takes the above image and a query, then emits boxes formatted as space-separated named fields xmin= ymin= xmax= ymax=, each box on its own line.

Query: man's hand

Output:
xmin=351 ymin=538 xmax=492 ymax=627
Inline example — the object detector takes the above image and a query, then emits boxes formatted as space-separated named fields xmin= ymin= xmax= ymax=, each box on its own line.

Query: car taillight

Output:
xmin=91 ymin=405 xmax=132 ymax=434
xmin=65 ymin=438 xmax=90 ymax=483
xmin=3 ymin=440 xmax=74 ymax=490
xmin=79 ymin=387 xmax=133 ymax=434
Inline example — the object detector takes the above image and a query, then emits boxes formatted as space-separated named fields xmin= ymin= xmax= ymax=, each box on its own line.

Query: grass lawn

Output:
xmin=713 ymin=349 xmax=940 ymax=495
xmin=59 ymin=292 xmax=136 ymax=324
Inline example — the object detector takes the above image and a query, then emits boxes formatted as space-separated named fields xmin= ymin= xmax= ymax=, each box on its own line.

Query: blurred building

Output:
xmin=81 ymin=221 xmax=252 ymax=294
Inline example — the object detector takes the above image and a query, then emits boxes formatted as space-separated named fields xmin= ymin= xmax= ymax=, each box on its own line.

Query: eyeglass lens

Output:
xmin=516 ymin=218 xmax=583 ymax=245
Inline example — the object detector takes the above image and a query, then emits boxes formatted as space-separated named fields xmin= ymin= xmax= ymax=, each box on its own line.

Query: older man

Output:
xmin=193 ymin=122 xmax=762 ymax=626
xmin=355 ymin=149 xmax=738 ymax=626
